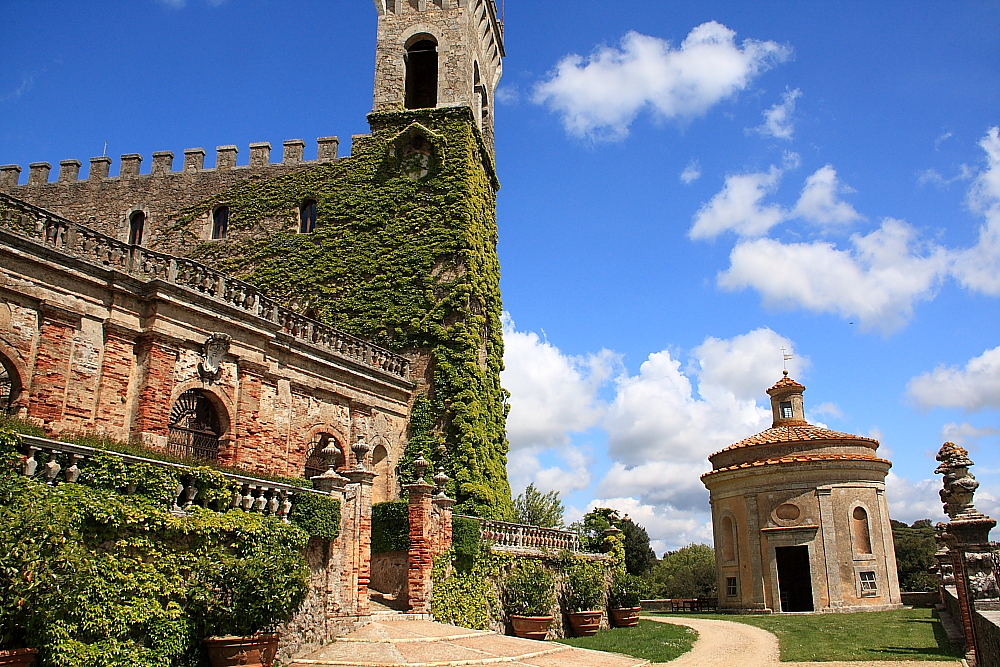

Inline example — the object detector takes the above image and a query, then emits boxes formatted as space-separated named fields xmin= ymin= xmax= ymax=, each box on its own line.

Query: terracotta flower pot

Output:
xmin=0 ymin=649 xmax=38 ymax=667
xmin=205 ymin=633 xmax=279 ymax=667
xmin=567 ymin=610 xmax=603 ymax=637
xmin=609 ymin=606 xmax=641 ymax=628
xmin=510 ymin=615 xmax=553 ymax=640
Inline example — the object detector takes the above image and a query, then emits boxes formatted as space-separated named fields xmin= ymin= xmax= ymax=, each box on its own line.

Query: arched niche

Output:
xmin=852 ymin=505 xmax=873 ymax=555
xmin=371 ymin=443 xmax=392 ymax=503
xmin=721 ymin=514 xmax=737 ymax=563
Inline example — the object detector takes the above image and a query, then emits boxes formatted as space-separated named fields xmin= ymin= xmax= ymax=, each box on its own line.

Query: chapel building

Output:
xmin=702 ymin=371 xmax=903 ymax=613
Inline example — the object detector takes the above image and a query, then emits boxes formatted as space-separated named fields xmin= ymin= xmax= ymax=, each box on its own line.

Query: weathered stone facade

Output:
xmin=702 ymin=372 xmax=903 ymax=613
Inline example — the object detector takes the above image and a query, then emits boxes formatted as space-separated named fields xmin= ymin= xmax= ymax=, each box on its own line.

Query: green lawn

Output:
xmin=647 ymin=608 xmax=962 ymax=662
xmin=556 ymin=619 xmax=698 ymax=663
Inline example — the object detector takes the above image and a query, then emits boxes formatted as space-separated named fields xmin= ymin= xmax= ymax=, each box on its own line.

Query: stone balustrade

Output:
xmin=0 ymin=192 xmax=410 ymax=380
xmin=16 ymin=434 xmax=334 ymax=520
xmin=456 ymin=515 xmax=582 ymax=553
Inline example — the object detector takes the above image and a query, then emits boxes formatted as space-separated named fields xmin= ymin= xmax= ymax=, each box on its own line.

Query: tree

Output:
xmin=646 ymin=544 xmax=717 ymax=599
xmin=571 ymin=508 xmax=618 ymax=552
xmin=514 ymin=483 xmax=565 ymax=528
xmin=892 ymin=519 xmax=939 ymax=592
xmin=623 ymin=518 xmax=656 ymax=576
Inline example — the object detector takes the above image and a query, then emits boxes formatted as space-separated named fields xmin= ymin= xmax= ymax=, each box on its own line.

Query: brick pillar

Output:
xmin=405 ymin=455 xmax=436 ymax=614
xmin=431 ymin=465 xmax=456 ymax=556
xmin=27 ymin=304 xmax=81 ymax=428
xmin=132 ymin=334 xmax=178 ymax=444
xmin=93 ymin=324 xmax=137 ymax=438
xmin=343 ymin=439 xmax=376 ymax=619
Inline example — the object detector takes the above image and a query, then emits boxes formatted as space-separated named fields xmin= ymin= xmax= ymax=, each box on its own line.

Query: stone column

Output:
xmin=405 ymin=455 xmax=436 ymax=614
xmin=817 ymin=486 xmax=843 ymax=608
xmin=876 ymin=487 xmax=902 ymax=604
xmin=342 ymin=438 xmax=376 ymax=620
xmin=744 ymin=492 xmax=769 ymax=611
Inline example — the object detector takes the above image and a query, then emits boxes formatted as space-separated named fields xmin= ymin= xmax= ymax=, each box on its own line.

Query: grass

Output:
xmin=647 ymin=608 xmax=962 ymax=662
xmin=556 ymin=619 xmax=698 ymax=663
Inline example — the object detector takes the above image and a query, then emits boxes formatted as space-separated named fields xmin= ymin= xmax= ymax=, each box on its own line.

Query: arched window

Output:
xmin=853 ymin=506 xmax=873 ymax=555
xmin=721 ymin=515 xmax=737 ymax=562
xmin=304 ymin=433 xmax=341 ymax=479
xmin=0 ymin=354 xmax=20 ymax=415
xmin=168 ymin=389 xmax=221 ymax=460
xmin=128 ymin=211 xmax=145 ymax=246
xmin=371 ymin=444 xmax=391 ymax=503
xmin=299 ymin=200 xmax=317 ymax=234
xmin=212 ymin=206 xmax=229 ymax=240
xmin=405 ymin=38 xmax=438 ymax=109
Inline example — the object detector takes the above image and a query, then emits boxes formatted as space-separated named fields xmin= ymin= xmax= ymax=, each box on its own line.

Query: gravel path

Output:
xmin=645 ymin=616 xmax=963 ymax=667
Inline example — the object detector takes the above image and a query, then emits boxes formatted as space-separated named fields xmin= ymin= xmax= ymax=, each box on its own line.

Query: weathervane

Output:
xmin=781 ymin=347 xmax=794 ymax=372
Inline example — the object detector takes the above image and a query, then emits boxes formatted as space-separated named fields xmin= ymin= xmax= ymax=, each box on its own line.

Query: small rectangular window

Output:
xmin=212 ymin=206 xmax=229 ymax=240
xmin=859 ymin=571 xmax=878 ymax=597
xmin=299 ymin=201 xmax=317 ymax=234
xmin=780 ymin=401 xmax=793 ymax=419
xmin=726 ymin=577 xmax=737 ymax=597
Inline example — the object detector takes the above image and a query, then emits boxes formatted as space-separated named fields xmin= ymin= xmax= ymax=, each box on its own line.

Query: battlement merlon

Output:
xmin=0 ymin=137 xmax=342 ymax=188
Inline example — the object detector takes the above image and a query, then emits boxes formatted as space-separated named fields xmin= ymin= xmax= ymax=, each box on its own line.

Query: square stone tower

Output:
xmin=373 ymin=0 xmax=504 ymax=152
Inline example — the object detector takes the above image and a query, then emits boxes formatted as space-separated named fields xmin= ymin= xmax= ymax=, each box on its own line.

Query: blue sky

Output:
xmin=2 ymin=1 xmax=998 ymax=551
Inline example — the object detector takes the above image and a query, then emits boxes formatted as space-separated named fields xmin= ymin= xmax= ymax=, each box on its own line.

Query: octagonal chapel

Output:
xmin=702 ymin=371 xmax=903 ymax=613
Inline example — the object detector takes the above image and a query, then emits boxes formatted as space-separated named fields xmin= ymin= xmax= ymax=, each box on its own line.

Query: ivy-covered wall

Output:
xmin=156 ymin=107 xmax=511 ymax=519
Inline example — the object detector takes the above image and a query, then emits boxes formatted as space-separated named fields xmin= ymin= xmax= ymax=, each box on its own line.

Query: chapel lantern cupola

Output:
xmin=767 ymin=370 xmax=807 ymax=427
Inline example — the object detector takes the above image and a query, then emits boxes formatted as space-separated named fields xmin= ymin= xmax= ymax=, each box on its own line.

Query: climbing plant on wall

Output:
xmin=157 ymin=107 xmax=511 ymax=519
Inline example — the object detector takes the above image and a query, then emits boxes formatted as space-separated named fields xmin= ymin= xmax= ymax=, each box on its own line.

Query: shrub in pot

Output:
xmin=563 ymin=560 xmax=606 ymax=637
xmin=504 ymin=560 xmax=556 ymax=640
xmin=608 ymin=572 xmax=643 ymax=627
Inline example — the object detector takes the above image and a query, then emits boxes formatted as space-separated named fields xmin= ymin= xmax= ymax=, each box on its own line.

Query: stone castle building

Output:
xmin=0 ymin=0 xmax=509 ymax=514
xmin=702 ymin=372 xmax=903 ymax=613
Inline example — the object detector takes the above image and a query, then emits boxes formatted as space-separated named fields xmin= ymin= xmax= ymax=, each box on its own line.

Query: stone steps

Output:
xmin=289 ymin=619 xmax=647 ymax=667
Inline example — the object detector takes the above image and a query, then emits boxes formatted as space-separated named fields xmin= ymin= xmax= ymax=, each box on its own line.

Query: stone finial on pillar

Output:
xmin=249 ymin=142 xmax=272 ymax=167
xmin=405 ymin=455 xmax=437 ymax=614
xmin=120 ymin=154 xmax=143 ymax=177
xmin=28 ymin=162 xmax=52 ymax=186
xmin=216 ymin=145 xmax=238 ymax=171
xmin=152 ymin=151 xmax=174 ymax=175
xmin=352 ymin=437 xmax=373 ymax=472
xmin=283 ymin=139 xmax=306 ymax=163
xmin=89 ymin=156 xmax=112 ymax=180
xmin=318 ymin=136 xmax=340 ymax=161
xmin=0 ymin=164 xmax=22 ymax=189
xmin=58 ymin=160 xmax=82 ymax=182
xmin=183 ymin=148 xmax=206 ymax=172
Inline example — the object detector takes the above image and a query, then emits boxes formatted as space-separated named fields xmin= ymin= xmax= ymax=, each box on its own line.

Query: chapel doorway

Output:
xmin=775 ymin=545 xmax=814 ymax=612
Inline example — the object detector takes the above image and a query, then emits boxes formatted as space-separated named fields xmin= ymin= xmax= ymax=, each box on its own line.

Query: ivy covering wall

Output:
xmin=157 ymin=108 xmax=511 ymax=519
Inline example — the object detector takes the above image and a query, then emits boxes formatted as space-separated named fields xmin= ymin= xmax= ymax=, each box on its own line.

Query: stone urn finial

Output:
xmin=433 ymin=466 xmax=450 ymax=495
xmin=352 ymin=437 xmax=372 ymax=471
xmin=935 ymin=442 xmax=983 ymax=521
xmin=413 ymin=453 xmax=430 ymax=481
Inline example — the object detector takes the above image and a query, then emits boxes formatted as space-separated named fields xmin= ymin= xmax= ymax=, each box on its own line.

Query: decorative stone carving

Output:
xmin=198 ymin=333 xmax=231 ymax=384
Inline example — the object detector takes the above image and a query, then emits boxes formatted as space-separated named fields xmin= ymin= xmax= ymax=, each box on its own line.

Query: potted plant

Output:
xmin=563 ymin=560 xmax=606 ymax=637
xmin=504 ymin=560 xmax=556 ymax=640
xmin=608 ymin=572 xmax=643 ymax=627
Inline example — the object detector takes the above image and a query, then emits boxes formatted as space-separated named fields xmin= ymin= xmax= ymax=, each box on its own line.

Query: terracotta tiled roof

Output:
xmin=711 ymin=423 xmax=879 ymax=457
xmin=702 ymin=453 xmax=891 ymax=479
xmin=767 ymin=372 xmax=805 ymax=394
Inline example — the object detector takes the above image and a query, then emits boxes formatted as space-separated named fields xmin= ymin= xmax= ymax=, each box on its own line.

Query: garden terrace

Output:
xmin=456 ymin=515 xmax=583 ymax=554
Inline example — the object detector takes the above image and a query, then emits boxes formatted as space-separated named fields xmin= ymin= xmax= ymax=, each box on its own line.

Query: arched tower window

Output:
xmin=721 ymin=515 xmax=737 ymax=562
xmin=128 ymin=211 xmax=145 ymax=246
xmin=212 ymin=206 xmax=229 ymax=240
xmin=853 ymin=506 xmax=873 ymax=555
xmin=0 ymin=354 xmax=20 ymax=414
xmin=304 ymin=433 xmax=342 ymax=479
xmin=405 ymin=38 xmax=438 ymax=109
xmin=168 ymin=389 xmax=221 ymax=460
xmin=299 ymin=200 xmax=317 ymax=234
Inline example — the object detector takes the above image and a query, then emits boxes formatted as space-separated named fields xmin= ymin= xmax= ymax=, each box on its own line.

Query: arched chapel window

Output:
xmin=299 ymin=200 xmax=317 ymax=234
xmin=128 ymin=211 xmax=145 ymax=246
xmin=168 ymin=389 xmax=221 ymax=461
xmin=405 ymin=38 xmax=438 ymax=110
xmin=853 ymin=506 xmax=873 ymax=555
xmin=721 ymin=515 xmax=737 ymax=562
xmin=212 ymin=206 xmax=229 ymax=240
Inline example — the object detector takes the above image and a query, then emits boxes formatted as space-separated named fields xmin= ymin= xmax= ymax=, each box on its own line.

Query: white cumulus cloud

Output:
xmin=689 ymin=166 xmax=785 ymax=239
xmin=751 ymin=87 xmax=801 ymax=140
xmin=533 ymin=22 xmax=791 ymax=140
xmin=791 ymin=165 xmax=863 ymax=227
xmin=680 ymin=160 xmax=702 ymax=185
xmin=907 ymin=346 xmax=1000 ymax=412
xmin=940 ymin=422 xmax=1000 ymax=448
xmin=718 ymin=218 xmax=949 ymax=333
xmin=951 ymin=127 xmax=1000 ymax=295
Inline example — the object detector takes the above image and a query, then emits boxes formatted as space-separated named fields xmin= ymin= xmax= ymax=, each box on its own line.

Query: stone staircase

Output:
xmin=289 ymin=619 xmax=648 ymax=667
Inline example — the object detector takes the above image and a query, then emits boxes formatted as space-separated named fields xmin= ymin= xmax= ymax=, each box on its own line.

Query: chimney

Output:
xmin=283 ymin=139 xmax=306 ymax=164
xmin=318 ymin=136 xmax=340 ymax=161
xmin=216 ymin=145 xmax=238 ymax=171
xmin=184 ymin=148 xmax=206 ymax=172
xmin=249 ymin=142 xmax=272 ymax=167
xmin=152 ymin=151 xmax=174 ymax=175
xmin=0 ymin=165 xmax=21 ymax=189
xmin=28 ymin=162 xmax=52 ymax=186
xmin=90 ymin=156 xmax=112 ymax=180
xmin=58 ymin=160 xmax=82 ymax=182
xmin=120 ymin=154 xmax=143 ymax=178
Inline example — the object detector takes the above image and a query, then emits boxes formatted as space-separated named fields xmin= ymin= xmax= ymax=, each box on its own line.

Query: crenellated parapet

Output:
xmin=0 ymin=136 xmax=343 ymax=249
